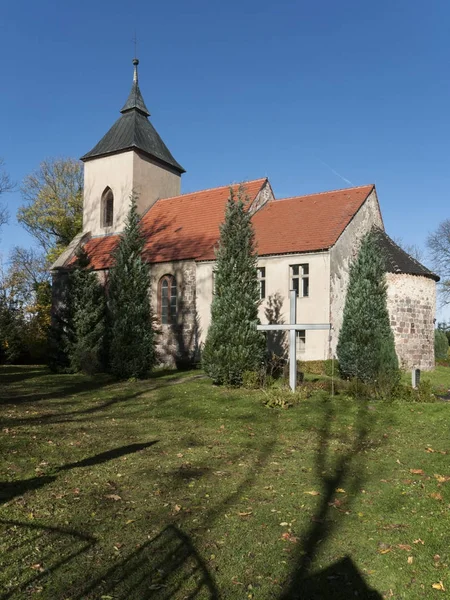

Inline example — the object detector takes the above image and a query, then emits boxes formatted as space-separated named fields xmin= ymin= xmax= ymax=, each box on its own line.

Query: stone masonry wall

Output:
xmin=330 ymin=189 xmax=384 ymax=356
xmin=386 ymin=273 xmax=436 ymax=371
xmin=150 ymin=260 xmax=199 ymax=366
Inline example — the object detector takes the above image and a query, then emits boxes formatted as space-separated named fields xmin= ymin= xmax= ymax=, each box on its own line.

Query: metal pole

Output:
xmin=289 ymin=289 xmax=297 ymax=392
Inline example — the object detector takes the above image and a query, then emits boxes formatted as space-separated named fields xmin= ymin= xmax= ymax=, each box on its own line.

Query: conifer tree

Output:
xmin=69 ymin=248 xmax=106 ymax=374
xmin=47 ymin=273 xmax=74 ymax=373
xmin=202 ymin=186 xmax=265 ymax=385
xmin=337 ymin=229 xmax=399 ymax=384
xmin=107 ymin=198 xmax=154 ymax=379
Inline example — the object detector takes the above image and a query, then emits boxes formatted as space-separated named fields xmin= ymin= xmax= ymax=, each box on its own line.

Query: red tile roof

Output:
xmin=83 ymin=178 xmax=266 ymax=269
xmin=252 ymin=184 xmax=375 ymax=256
xmin=81 ymin=181 xmax=375 ymax=269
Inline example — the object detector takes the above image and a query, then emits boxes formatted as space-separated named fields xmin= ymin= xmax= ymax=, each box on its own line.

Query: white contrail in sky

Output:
xmin=319 ymin=159 xmax=354 ymax=186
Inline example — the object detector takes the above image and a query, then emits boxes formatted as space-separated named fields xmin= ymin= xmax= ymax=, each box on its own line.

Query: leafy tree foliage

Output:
xmin=69 ymin=249 xmax=107 ymax=374
xmin=202 ymin=186 xmax=265 ymax=385
xmin=107 ymin=199 xmax=154 ymax=379
xmin=434 ymin=329 xmax=449 ymax=361
xmin=18 ymin=158 xmax=83 ymax=263
xmin=0 ymin=158 xmax=15 ymax=233
xmin=0 ymin=260 xmax=50 ymax=364
xmin=337 ymin=230 xmax=399 ymax=384
xmin=428 ymin=220 xmax=450 ymax=305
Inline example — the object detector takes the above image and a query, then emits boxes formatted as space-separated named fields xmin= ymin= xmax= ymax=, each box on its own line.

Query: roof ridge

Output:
xmin=276 ymin=184 xmax=374 ymax=202
xmin=156 ymin=178 xmax=267 ymax=202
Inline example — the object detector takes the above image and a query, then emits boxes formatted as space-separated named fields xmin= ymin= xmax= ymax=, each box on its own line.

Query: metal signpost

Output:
xmin=257 ymin=290 xmax=331 ymax=391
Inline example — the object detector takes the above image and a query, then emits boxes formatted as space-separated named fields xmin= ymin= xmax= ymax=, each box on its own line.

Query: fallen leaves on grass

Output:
xmin=104 ymin=494 xmax=121 ymax=501
xmin=426 ymin=447 xmax=447 ymax=455
xmin=410 ymin=469 xmax=425 ymax=475
xmin=434 ymin=474 xmax=450 ymax=483
xmin=432 ymin=581 xmax=446 ymax=591
xmin=407 ymin=556 xmax=413 ymax=564
xmin=430 ymin=492 xmax=443 ymax=501
xmin=397 ymin=544 xmax=412 ymax=551
xmin=238 ymin=511 xmax=253 ymax=517
xmin=304 ymin=491 xmax=320 ymax=496
xmin=281 ymin=532 xmax=298 ymax=543
xmin=413 ymin=539 xmax=425 ymax=545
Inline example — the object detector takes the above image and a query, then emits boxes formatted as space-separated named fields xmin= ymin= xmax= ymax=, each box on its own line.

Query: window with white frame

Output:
xmin=296 ymin=329 xmax=306 ymax=354
xmin=101 ymin=187 xmax=114 ymax=228
xmin=257 ymin=267 xmax=266 ymax=299
xmin=290 ymin=264 xmax=309 ymax=297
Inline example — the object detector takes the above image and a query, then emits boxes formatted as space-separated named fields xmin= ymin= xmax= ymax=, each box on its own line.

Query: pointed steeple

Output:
xmin=120 ymin=58 xmax=151 ymax=116
xmin=81 ymin=58 xmax=185 ymax=173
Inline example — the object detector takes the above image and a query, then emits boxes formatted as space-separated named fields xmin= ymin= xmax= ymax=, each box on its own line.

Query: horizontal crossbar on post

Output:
xmin=257 ymin=324 xmax=331 ymax=331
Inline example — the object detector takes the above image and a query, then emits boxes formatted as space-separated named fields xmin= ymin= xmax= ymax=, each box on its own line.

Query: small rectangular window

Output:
xmin=296 ymin=330 xmax=306 ymax=354
xmin=257 ymin=267 xmax=266 ymax=300
xmin=290 ymin=264 xmax=309 ymax=297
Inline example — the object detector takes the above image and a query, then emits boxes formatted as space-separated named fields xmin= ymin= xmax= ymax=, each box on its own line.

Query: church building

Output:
xmin=53 ymin=59 xmax=439 ymax=370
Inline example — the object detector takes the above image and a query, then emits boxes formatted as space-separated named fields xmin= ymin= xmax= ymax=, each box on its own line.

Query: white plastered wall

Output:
xmin=83 ymin=152 xmax=134 ymax=236
xmin=133 ymin=152 xmax=181 ymax=216
xmin=195 ymin=252 xmax=331 ymax=361
xmin=329 ymin=189 xmax=384 ymax=355
xmin=83 ymin=150 xmax=181 ymax=237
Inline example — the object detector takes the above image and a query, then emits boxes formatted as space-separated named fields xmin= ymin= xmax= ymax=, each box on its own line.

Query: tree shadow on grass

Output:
xmin=1 ymin=373 xmax=114 ymax=406
xmin=76 ymin=525 xmax=219 ymax=599
xmin=0 ymin=441 xmax=158 ymax=505
xmin=0 ymin=365 xmax=50 ymax=386
xmin=0 ymin=519 xmax=96 ymax=600
xmin=0 ymin=374 xmax=203 ymax=428
xmin=279 ymin=394 xmax=383 ymax=600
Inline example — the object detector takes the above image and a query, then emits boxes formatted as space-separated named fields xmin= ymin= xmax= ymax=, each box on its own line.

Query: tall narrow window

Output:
xmin=159 ymin=275 xmax=177 ymax=324
xmin=296 ymin=330 xmax=306 ymax=354
xmin=257 ymin=267 xmax=266 ymax=299
xmin=290 ymin=264 xmax=309 ymax=297
xmin=102 ymin=187 xmax=114 ymax=228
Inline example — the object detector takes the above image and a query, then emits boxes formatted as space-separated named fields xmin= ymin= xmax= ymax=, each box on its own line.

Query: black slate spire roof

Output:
xmin=374 ymin=229 xmax=439 ymax=281
xmin=81 ymin=59 xmax=185 ymax=173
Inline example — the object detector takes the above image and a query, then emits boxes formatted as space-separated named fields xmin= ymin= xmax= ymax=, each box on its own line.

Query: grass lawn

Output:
xmin=1 ymin=366 xmax=450 ymax=599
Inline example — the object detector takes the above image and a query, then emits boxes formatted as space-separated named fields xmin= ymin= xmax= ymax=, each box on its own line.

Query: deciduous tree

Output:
xmin=18 ymin=158 xmax=83 ymax=262
xmin=428 ymin=220 xmax=450 ymax=305
xmin=0 ymin=158 xmax=15 ymax=233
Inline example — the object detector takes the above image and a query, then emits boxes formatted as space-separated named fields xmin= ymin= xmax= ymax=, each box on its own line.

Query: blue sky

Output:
xmin=1 ymin=1 xmax=449 ymax=313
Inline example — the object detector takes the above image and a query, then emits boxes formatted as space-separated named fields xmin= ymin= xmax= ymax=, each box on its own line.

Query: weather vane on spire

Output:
xmin=132 ymin=30 xmax=138 ymax=59
xmin=132 ymin=31 xmax=139 ymax=83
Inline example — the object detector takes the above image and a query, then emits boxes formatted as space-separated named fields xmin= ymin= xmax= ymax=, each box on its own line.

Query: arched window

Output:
xmin=101 ymin=187 xmax=114 ymax=228
xmin=159 ymin=275 xmax=177 ymax=324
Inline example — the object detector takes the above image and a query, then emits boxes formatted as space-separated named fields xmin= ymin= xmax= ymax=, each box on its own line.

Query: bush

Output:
xmin=297 ymin=359 xmax=339 ymax=377
xmin=242 ymin=370 xmax=261 ymax=389
xmin=381 ymin=380 xmax=437 ymax=403
xmin=434 ymin=329 xmax=449 ymax=361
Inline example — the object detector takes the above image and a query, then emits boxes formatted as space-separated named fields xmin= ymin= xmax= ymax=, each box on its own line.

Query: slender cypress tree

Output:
xmin=202 ymin=186 xmax=265 ymax=385
xmin=47 ymin=273 xmax=74 ymax=373
xmin=69 ymin=248 xmax=106 ymax=374
xmin=107 ymin=198 xmax=154 ymax=379
xmin=337 ymin=229 xmax=399 ymax=384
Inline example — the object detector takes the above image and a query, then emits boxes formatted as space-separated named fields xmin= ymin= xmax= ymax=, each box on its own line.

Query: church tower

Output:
xmin=80 ymin=59 xmax=185 ymax=236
